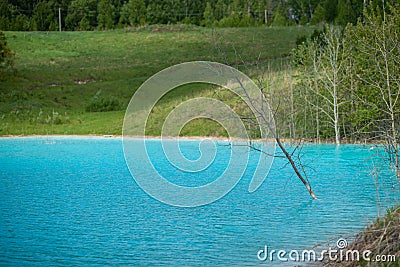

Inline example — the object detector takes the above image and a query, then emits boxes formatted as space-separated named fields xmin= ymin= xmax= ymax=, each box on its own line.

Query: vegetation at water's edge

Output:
xmin=323 ymin=206 xmax=400 ymax=267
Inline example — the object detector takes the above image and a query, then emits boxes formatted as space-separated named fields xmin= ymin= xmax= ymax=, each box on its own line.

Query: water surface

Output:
xmin=0 ymin=137 xmax=399 ymax=266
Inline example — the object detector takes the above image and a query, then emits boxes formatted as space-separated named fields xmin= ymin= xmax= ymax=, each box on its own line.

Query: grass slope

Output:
xmin=0 ymin=25 xmax=315 ymax=136
xmin=324 ymin=207 xmax=400 ymax=267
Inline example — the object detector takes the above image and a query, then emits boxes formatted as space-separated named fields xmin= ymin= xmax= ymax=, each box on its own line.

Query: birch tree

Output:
xmin=350 ymin=3 xmax=400 ymax=175
xmin=295 ymin=26 xmax=349 ymax=144
xmin=318 ymin=25 xmax=349 ymax=145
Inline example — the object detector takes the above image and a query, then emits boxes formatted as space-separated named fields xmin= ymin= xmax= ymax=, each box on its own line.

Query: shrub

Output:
xmin=0 ymin=31 xmax=15 ymax=68
xmin=34 ymin=110 xmax=70 ymax=125
xmin=217 ymin=13 xmax=254 ymax=27
xmin=85 ymin=97 xmax=121 ymax=112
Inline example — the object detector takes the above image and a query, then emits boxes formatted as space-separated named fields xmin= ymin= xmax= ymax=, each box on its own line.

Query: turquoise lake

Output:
xmin=1 ymin=137 xmax=399 ymax=266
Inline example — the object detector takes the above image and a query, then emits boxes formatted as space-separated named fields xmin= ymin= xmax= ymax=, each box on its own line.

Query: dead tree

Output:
xmin=212 ymin=31 xmax=317 ymax=199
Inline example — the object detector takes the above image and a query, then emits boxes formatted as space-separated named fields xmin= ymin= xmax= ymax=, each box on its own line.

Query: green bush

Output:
xmin=85 ymin=97 xmax=121 ymax=112
xmin=217 ymin=13 xmax=254 ymax=27
xmin=0 ymin=31 xmax=14 ymax=68
xmin=33 ymin=110 xmax=70 ymax=125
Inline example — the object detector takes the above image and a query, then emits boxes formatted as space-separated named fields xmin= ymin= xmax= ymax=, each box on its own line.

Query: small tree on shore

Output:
xmin=295 ymin=25 xmax=348 ymax=145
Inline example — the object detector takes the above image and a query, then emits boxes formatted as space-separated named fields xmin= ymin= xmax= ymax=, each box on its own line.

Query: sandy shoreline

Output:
xmin=0 ymin=134 xmax=261 ymax=142
xmin=0 ymin=134 xmax=379 ymax=144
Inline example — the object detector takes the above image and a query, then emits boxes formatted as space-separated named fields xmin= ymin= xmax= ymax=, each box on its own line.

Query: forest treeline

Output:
xmin=0 ymin=0 xmax=381 ymax=31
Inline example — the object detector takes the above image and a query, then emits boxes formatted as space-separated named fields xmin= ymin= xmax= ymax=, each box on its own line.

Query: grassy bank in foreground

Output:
xmin=0 ymin=25 xmax=315 ymax=136
xmin=324 ymin=207 xmax=400 ymax=267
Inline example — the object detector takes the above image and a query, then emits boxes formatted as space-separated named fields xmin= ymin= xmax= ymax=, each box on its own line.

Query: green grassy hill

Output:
xmin=0 ymin=25 xmax=315 ymax=136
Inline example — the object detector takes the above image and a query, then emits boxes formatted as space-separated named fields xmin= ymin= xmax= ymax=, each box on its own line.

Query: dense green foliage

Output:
xmin=289 ymin=2 xmax=400 ymax=143
xmin=0 ymin=0 xmax=373 ymax=31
